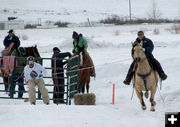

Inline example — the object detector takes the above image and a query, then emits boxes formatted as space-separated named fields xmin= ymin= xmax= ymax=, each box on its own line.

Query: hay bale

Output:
xmin=74 ymin=93 xmax=96 ymax=105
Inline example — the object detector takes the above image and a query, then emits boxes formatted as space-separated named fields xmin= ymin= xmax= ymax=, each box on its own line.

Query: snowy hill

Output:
xmin=0 ymin=0 xmax=180 ymax=24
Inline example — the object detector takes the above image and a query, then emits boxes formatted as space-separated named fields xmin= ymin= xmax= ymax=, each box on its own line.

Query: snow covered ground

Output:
xmin=0 ymin=23 xmax=180 ymax=127
xmin=0 ymin=0 xmax=180 ymax=24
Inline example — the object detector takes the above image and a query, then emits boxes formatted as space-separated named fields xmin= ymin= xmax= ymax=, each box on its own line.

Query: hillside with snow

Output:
xmin=0 ymin=0 xmax=180 ymax=24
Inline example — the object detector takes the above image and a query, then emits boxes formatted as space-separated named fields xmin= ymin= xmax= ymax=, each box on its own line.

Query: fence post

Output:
xmin=9 ymin=74 xmax=15 ymax=98
xmin=38 ymin=58 xmax=43 ymax=99
xmin=67 ymin=56 xmax=79 ymax=105
xmin=67 ymin=75 xmax=69 ymax=105
xmin=9 ymin=57 xmax=17 ymax=98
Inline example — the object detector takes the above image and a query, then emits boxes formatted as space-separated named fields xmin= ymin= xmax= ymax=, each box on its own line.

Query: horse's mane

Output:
xmin=24 ymin=45 xmax=40 ymax=57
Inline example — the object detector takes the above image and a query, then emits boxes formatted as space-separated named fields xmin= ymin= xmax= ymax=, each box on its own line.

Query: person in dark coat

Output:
xmin=3 ymin=29 xmax=20 ymax=55
xmin=123 ymin=31 xmax=167 ymax=85
xmin=51 ymin=47 xmax=71 ymax=104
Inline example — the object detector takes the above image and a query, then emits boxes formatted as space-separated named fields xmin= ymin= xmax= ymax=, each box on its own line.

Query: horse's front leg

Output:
xmin=150 ymin=87 xmax=157 ymax=112
xmin=78 ymin=82 xmax=81 ymax=93
xmin=135 ymin=89 xmax=146 ymax=110
xmin=82 ymin=83 xmax=85 ymax=93
xmin=86 ymin=82 xmax=89 ymax=93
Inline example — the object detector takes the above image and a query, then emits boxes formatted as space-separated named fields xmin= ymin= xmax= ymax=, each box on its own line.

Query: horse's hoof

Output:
xmin=150 ymin=106 xmax=155 ymax=112
xmin=151 ymin=109 xmax=155 ymax=112
xmin=142 ymin=106 xmax=146 ymax=110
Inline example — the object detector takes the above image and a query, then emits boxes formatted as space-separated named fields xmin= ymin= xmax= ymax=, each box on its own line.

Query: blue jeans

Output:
xmin=10 ymin=74 xmax=25 ymax=98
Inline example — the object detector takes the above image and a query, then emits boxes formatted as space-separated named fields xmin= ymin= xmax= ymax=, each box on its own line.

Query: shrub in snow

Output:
xmin=100 ymin=15 xmax=173 ymax=25
xmin=114 ymin=30 xmax=120 ymax=36
xmin=54 ymin=21 xmax=70 ymax=27
xmin=25 ymin=24 xmax=38 ymax=29
xmin=90 ymin=35 xmax=95 ymax=39
xmin=100 ymin=15 xmax=126 ymax=25
xmin=3 ymin=9 xmax=9 ymax=12
xmin=153 ymin=28 xmax=160 ymax=35
xmin=22 ymin=34 xmax=28 ymax=40
xmin=171 ymin=24 xmax=180 ymax=34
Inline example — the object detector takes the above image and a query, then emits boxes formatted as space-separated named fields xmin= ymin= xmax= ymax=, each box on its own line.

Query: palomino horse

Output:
xmin=132 ymin=42 xmax=158 ymax=111
xmin=0 ymin=45 xmax=40 ymax=92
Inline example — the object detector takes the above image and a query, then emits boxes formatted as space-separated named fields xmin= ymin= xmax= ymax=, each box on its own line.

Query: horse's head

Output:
xmin=82 ymin=52 xmax=90 ymax=68
xmin=24 ymin=45 xmax=40 ymax=57
xmin=132 ymin=41 xmax=146 ymax=62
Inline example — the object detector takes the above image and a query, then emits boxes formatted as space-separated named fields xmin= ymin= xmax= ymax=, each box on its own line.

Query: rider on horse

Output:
xmin=72 ymin=31 xmax=96 ymax=77
xmin=123 ymin=31 xmax=167 ymax=85
xmin=3 ymin=29 xmax=20 ymax=56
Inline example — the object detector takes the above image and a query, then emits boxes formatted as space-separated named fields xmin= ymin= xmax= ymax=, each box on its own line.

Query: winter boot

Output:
xmin=149 ymin=57 xmax=167 ymax=81
xmin=123 ymin=61 xmax=135 ymax=85
xmin=123 ymin=78 xmax=131 ymax=85
xmin=160 ymin=73 xmax=167 ymax=80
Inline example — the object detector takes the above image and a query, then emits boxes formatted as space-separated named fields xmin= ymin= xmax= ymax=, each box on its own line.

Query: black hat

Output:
xmin=137 ymin=31 xmax=144 ymax=36
xmin=72 ymin=31 xmax=79 ymax=39
xmin=18 ymin=47 xmax=26 ymax=55
xmin=8 ymin=29 xmax=15 ymax=34
xmin=53 ymin=47 xmax=60 ymax=52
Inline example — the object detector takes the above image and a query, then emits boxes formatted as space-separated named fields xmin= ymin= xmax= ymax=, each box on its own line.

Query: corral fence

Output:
xmin=0 ymin=55 xmax=79 ymax=105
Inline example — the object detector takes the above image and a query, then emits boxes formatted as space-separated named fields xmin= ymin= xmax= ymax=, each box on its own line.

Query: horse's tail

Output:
xmin=145 ymin=91 xmax=149 ymax=99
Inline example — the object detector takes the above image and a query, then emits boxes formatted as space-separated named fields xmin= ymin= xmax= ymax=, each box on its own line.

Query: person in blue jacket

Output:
xmin=123 ymin=31 xmax=167 ymax=85
xmin=51 ymin=47 xmax=71 ymax=104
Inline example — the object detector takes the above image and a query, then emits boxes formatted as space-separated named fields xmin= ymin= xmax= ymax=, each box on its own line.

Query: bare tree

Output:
xmin=147 ymin=0 xmax=162 ymax=23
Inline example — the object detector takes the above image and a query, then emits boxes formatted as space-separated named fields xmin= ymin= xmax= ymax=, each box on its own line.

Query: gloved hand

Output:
xmin=133 ymin=41 xmax=139 ymax=47
xmin=39 ymin=74 xmax=43 ymax=78
xmin=30 ymin=71 xmax=38 ymax=79
xmin=142 ymin=48 xmax=145 ymax=52
xmin=72 ymin=49 xmax=75 ymax=53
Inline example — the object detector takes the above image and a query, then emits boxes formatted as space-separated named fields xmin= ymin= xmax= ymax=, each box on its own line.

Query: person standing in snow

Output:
xmin=72 ymin=31 xmax=96 ymax=77
xmin=24 ymin=56 xmax=49 ymax=105
xmin=123 ymin=31 xmax=167 ymax=85
xmin=51 ymin=47 xmax=71 ymax=104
